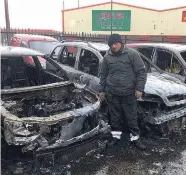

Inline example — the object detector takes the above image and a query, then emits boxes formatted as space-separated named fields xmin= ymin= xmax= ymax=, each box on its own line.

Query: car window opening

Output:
xmin=59 ymin=46 xmax=77 ymax=67
xmin=156 ymin=50 xmax=184 ymax=75
xmin=1 ymin=56 xmax=65 ymax=89
xmin=79 ymin=49 xmax=99 ymax=76
xmin=137 ymin=47 xmax=153 ymax=60
xmin=180 ymin=51 xmax=186 ymax=62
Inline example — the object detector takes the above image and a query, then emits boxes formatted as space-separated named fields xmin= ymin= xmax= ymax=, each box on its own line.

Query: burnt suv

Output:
xmin=127 ymin=43 xmax=186 ymax=83
xmin=1 ymin=46 xmax=109 ymax=153
xmin=49 ymin=41 xmax=186 ymax=135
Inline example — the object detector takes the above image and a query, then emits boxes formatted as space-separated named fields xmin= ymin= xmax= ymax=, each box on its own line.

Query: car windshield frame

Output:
xmin=29 ymin=40 xmax=57 ymax=54
xmin=180 ymin=50 xmax=186 ymax=62
xmin=103 ymin=49 xmax=163 ymax=73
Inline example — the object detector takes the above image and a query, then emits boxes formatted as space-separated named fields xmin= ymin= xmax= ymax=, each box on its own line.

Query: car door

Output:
xmin=154 ymin=48 xmax=186 ymax=82
xmin=136 ymin=46 xmax=155 ymax=61
xmin=129 ymin=46 xmax=158 ymax=72
xmin=72 ymin=47 xmax=103 ymax=93
xmin=50 ymin=44 xmax=82 ymax=80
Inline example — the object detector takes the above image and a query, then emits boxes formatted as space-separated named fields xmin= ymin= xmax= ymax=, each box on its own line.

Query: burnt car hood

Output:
xmin=50 ymin=62 xmax=186 ymax=107
xmin=144 ymin=73 xmax=186 ymax=106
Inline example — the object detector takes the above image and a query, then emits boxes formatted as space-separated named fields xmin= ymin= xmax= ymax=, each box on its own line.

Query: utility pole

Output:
xmin=78 ymin=0 xmax=80 ymax=8
xmin=111 ymin=0 xmax=113 ymax=34
xmin=4 ymin=0 xmax=10 ymax=30
xmin=63 ymin=0 xmax=65 ymax=10
xmin=4 ymin=0 xmax=10 ymax=45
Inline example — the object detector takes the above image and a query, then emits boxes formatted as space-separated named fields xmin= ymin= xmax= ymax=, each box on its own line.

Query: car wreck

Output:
xmin=49 ymin=41 xmax=186 ymax=135
xmin=127 ymin=43 xmax=186 ymax=83
xmin=1 ymin=46 xmax=109 ymax=153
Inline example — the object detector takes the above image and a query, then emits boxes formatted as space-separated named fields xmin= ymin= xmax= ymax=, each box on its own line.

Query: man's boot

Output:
xmin=132 ymin=139 xmax=146 ymax=150
xmin=106 ymin=132 xmax=119 ymax=147
xmin=119 ymin=132 xmax=130 ymax=147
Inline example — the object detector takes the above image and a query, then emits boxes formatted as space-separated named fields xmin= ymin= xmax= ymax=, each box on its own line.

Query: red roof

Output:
xmin=62 ymin=2 xmax=186 ymax=12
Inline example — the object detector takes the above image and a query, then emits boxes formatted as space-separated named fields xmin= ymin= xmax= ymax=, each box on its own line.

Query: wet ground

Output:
xmin=1 ymin=130 xmax=186 ymax=175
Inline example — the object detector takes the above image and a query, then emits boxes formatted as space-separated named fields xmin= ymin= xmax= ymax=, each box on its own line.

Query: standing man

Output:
xmin=99 ymin=34 xmax=147 ymax=150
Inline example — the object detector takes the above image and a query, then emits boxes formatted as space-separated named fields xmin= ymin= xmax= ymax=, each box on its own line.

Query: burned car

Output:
xmin=1 ymin=46 xmax=109 ymax=152
xmin=50 ymin=41 xmax=186 ymax=135
xmin=127 ymin=43 xmax=186 ymax=83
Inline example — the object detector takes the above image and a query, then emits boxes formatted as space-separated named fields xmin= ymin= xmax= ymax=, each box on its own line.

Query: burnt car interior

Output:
xmin=1 ymin=56 xmax=66 ymax=89
xmin=79 ymin=49 xmax=99 ymax=76
xmin=58 ymin=46 xmax=77 ymax=67
xmin=1 ymin=53 xmax=101 ymax=150
xmin=3 ymin=84 xmax=97 ymax=118
xmin=137 ymin=47 xmax=154 ymax=60
xmin=1 ymin=54 xmax=98 ymax=120
xmin=156 ymin=50 xmax=184 ymax=75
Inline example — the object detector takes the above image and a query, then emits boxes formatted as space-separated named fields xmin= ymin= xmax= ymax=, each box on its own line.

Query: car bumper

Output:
xmin=145 ymin=106 xmax=186 ymax=124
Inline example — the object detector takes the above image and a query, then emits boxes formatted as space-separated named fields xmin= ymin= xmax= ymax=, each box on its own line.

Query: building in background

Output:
xmin=61 ymin=2 xmax=186 ymax=35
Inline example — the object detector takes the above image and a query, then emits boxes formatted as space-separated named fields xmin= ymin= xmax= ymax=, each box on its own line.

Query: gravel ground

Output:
xmin=1 ymin=130 xmax=186 ymax=175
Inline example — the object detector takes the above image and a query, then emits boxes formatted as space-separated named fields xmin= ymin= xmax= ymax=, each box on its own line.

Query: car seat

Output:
xmin=8 ymin=57 xmax=30 ymax=88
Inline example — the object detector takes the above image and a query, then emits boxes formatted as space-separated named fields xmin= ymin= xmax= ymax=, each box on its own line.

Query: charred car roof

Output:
xmin=127 ymin=43 xmax=186 ymax=52
xmin=0 ymin=46 xmax=44 ymax=57
xmin=54 ymin=41 xmax=109 ymax=52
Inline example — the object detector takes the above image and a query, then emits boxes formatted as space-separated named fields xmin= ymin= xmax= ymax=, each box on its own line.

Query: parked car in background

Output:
xmin=1 ymin=46 xmax=108 ymax=153
xmin=49 ymin=41 xmax=186 ymax=136
xmin=10 ymin=34 xmax=58 ymax=54
xmin=10 ymin=34 xmax=59 ymax=68
xmin=127 ymin=43 xmax=186 ymax=83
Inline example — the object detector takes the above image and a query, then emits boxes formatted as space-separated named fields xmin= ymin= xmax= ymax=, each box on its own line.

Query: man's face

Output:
xmin=110 ymin=42 xmax=122 ymax=53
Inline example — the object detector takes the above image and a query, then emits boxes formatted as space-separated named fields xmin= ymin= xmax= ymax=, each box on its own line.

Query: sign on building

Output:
xmin=92 ymin=10 xmax=131 ymax=31
xmin=182 ymin=11 xmax=186 ymax=22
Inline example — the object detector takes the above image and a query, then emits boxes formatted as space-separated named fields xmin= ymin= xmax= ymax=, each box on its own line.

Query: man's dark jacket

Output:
xmin=99 ymin=45 xmax=147 ymax=96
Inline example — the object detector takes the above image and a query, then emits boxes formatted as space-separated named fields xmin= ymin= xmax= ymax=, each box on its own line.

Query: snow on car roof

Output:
xmin=0 ymin=46 xmax=44 ymax=57
xmin=57 ymin=41 xmax=109 ymax=51
xmin=88 ymin=42 xmax=109 ymax=51
xmin=127 ymin=43 xmax=186 ymax=52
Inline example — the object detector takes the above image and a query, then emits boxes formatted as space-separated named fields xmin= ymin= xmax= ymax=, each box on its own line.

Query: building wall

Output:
xmin=63 ymin=4 xmax=111 ymax=34
xmin=160 ymin=8 xmax=186 ymax=35
xmin=62 ymin=3 xmax=186 ymax=35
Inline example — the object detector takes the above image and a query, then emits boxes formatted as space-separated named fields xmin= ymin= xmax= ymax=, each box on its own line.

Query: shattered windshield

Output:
xmin=180 ymin=51 xmax=186 ymax=62
xmin=29 ymin=41 xmax=57 ymax=54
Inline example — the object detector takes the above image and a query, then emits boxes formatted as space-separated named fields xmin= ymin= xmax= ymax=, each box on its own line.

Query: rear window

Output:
xmin=29 ymin=41 xmax=57 ymax=54
xmin=180 ymin=51 xmax=186 ymax=62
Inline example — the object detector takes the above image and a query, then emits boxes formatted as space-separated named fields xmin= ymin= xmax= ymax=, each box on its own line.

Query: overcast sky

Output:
xmin=0 ymin=0 xmax=186 ymax=31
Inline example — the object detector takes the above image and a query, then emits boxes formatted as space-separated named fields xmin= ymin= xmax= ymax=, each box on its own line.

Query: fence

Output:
xmin=1 ymin=28 xmax=186 ymax=46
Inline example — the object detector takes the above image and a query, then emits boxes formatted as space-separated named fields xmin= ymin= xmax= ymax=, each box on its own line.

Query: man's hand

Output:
xmin=135 ymin=90 xmax=142 ymax=99
xmin=98 ymin=92 xmax=105 ymax=102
